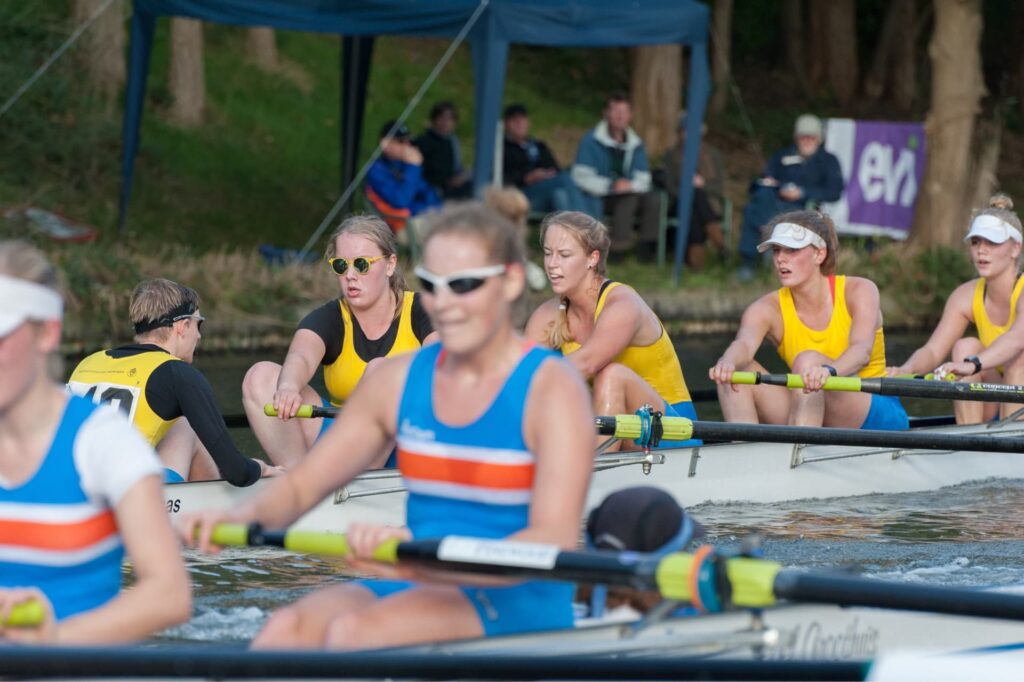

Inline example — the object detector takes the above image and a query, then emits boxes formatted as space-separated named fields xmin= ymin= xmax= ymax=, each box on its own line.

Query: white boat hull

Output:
xmin=164 ymin=419 xmax=1024 ymax=533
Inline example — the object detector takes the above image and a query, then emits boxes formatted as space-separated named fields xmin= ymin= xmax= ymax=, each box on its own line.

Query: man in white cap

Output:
xmin=736 ymin=113 xmax=843 ymax=280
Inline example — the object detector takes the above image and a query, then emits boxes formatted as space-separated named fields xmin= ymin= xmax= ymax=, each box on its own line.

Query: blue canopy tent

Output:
xmin=121 ymin=0 xmax=711 ymax=280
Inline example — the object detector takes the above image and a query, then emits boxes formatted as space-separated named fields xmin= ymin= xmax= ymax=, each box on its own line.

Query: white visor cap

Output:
xmin=757 ymin=222 xmax=828 ymax=253
xmin=0 ymin=274 xmax=63 ymax=337
xmin=964 ymin=214 xmax=1023 ymax=245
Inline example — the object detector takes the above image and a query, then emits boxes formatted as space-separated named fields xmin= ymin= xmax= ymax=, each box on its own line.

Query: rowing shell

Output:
xmin=163 ymin=417 xmax=1024 ymax=533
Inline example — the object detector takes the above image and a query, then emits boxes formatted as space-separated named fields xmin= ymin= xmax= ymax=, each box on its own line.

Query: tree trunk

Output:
xmin=1011 ymin=3 xmax=1024 ymax=118
xmin=72 ymin=0 xmax=125 ymax=104
xmin=807 ymin=0 xmax=829 ymax=89
xmin=910 ymin=0 xmax=985 ymax=249
xmin=710 ymin=0 xmax=733 ymax=114
xmin=824 ymin=0 xmax=858 ymax=106
xmin=630 ymin=45 xmax=682 ymax=160
xmin=246 ymin=27 xmax=279 ymax=72
xmin=168 ymin=18 xmax=205 ymax=127
xmin=967 ymin=117 xmax=1002 ymax=214
xmin=780 ymin=0 xmax=809 ymax=94
xmin=890 ymin=0 xmax=919 ymax=111
xmin=864 ymin=0 xmax=906 ymax=101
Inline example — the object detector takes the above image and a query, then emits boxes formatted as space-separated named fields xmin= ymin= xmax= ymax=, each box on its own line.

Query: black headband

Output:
xmin=133 ymin=300 xmax=197 ymax=335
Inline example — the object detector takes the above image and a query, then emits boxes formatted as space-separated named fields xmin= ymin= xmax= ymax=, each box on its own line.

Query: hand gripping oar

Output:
xmin=210 ymin=524 xmax=1024 ymax=623
xmin=0 ymin=600 xmax=45 ymax=628
xmin=264 ymin=404 xmax=338 ymax=419
xmin=732 ymin=371 xmax=1024 ymax=404
xmin=596 ymin=411 xmax=1024 ymax=454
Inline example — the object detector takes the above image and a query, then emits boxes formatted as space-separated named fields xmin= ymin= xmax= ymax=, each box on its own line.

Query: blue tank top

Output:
xmin=0 ymin=396 xmax=124 ymax=620
xmin=396 ymin=343 xmax=553 ymax=540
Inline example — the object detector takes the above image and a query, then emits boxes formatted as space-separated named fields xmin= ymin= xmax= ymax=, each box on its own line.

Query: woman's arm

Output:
xmin=524 ymin=299 xmax=561 ymax=347
xmin=889 ymin=281 xmax=974 ymax=375
xmin=941 ymin=292 xmax=1024 ymax=377
xmin=564 ymin=288 xmax=644 ymax=379
xmin=272 ymin=330 xmax=327 ymax=419
xmin=58 ymin=476 xmax=191 ymax=644
xmin=709 ymin=295 xmax=777 ymax=387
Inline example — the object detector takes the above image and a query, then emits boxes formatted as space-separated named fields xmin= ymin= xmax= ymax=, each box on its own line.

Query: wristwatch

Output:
xmin=822 ymin=365 xmax=838 ymax=377
xmin=964 ymin=355 xmax=983 ymax=375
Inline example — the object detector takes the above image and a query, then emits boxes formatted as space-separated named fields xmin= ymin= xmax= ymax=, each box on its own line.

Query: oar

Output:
xmin=732 ymin=371 xmax=1024 ymax=404
xmin=264 ymin=404 xmax=1021 ymax=453
xmin=1 ymin=600 xmax=44 ymax=628
xmin=210 ymin=524 xmax=1024 ymax=623
xmin=598 ymin=413 xmax=1024 ymax=453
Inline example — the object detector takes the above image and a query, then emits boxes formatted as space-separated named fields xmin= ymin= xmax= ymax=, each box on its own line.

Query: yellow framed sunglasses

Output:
xmin=328 ymin=255 xmax=385 ymax=276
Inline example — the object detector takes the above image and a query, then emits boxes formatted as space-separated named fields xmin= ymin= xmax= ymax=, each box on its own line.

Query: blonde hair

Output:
xmin=325 ymin=214 xmax=407 ymax=311
xmin=539 ymin=211 xmax=611 ymax=348
xmin=764 ymin=210 xmax=839 ymax=275
xmin=971 ymin=193 xmax=1022 ymax=233
xmin=421 ymin=202 xmax=526 ymax=269
xmin=0 ymin=240 xmax=64 ymax=377
xmin=484 ymin=187 xmax=530 ymax=229
xmin=130 ymin=278 xmax=200 ymax=343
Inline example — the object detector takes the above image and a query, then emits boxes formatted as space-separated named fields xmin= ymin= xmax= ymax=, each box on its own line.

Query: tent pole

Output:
xmin=340 ymin=36 xmax=374 ymax=212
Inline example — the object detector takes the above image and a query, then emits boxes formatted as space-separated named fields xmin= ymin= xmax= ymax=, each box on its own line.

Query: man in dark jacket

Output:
xmin=737 ymin=114 xmax=843 ymax=278
xmin=414 ymin=101 xmax=472 ymax=199
xmin=366 ymin=120 xmax=441 ymax=234
xmin=502 ymin=104 xmax=582 ymax=213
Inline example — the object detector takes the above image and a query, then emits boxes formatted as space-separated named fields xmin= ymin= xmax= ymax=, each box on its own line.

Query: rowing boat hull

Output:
xmin=164 ymin=419 xmax=1024 ymax=533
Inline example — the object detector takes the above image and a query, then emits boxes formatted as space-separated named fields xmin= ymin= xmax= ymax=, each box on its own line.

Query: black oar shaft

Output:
xmin=0 ymin=646 xmax=867 ymax=681
xmin=774 ymin=571 xmax=1024 ymax=621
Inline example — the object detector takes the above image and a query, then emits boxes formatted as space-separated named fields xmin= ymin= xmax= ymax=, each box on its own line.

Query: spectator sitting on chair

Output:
xmin=414 ymin=101 xmax=472 ymax=199
xmin=571 ymin=93 xmax=660 ymax=259
xmin=655 ymin=111 xmax=726 ymax=271
xmin=736 ymin=113 xmax=842 ymax=280
xmin=366 ymin=120 xmax=441 ymax=235
xmin=502 ymin=104 xmax=582 ymax=214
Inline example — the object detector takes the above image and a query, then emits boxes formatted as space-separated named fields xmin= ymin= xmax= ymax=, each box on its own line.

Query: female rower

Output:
xmin=242 ymin=215 xmax=437 ymax=467
xmin=524 ymin=211 xmax=697 ymax=449
xmin=0 ymin=240 xmax=190 ymax=644
xmin=182 ymin=203 xmax=595 ymax=650
xmin=709 ymin=211 xmax=908 ymax=429
xmin=914 ymin=195 xmax=1024 ymax=422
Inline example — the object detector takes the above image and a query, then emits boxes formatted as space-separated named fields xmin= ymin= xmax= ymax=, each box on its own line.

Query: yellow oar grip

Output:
xmin=371 ymin=537 xmax=401 ymax=564
xmin=611 ymin=416 xmax=694 ymax=442
xmin=209 ymin=524 xmax=250 ymax=547
xmin=730 ymin=371 xmax=760 ymax=385
xmin=655 ymin=553 xmax=782 ymax=607
xmin=263 ymin=404 xmax=315 ymax=418
xmin=4 ymin=600 xmax=45 ymax=628
xmin=282 ymin=531 xmax=351 ymax=556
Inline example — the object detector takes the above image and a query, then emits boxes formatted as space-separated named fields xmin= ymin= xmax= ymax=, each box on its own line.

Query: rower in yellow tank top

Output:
xmin=777 ymin=275 xmax=887 ymax=379
xmin=324 ymin=291 xmax=422 ymax=405
xmin=710 ymin=211 xmax=908 ymax=431
xmin=525 ymin=211 xmax=699 ymax=450
xmin=893 ymin=194 xmax=1024 ymax=424
xmin=560 ymin=281 xmax=692 ymax=405
xmin=68 ymin=348 xmax=179 ymax=446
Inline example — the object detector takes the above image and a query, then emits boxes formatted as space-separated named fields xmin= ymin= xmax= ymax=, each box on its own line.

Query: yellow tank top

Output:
xmin=777 ymin=275 xmax=886 ymax=378
xmin=972 ymin=276 xmax=1024 ymax=348
xmin=560 ymin=282 xmax=692 ymax=404
xmin=68 ymin=348 xmax=180 ymax=446
xmin=323 ymin=291 xmax=422 ymax=406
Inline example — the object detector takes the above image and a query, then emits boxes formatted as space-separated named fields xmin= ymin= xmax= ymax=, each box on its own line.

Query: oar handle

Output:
xmin=2 ymin=600 xmax=45 ymax=628
xmin=262 ymin=403 xmax=338 ymax=419
xmin=594 ymin=415 xmax=693 ymax=443
xmin=210 ymin=523 xmax=382 ymax=561
xmin=730 ymin=371 xmax=863 ymax=392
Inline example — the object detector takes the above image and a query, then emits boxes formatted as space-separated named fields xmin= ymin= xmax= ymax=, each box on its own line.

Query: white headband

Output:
xmin=965 ymin=214 xmax=1023 ymax=245
xmin=0 ymin=274 xmax=63 ymax=337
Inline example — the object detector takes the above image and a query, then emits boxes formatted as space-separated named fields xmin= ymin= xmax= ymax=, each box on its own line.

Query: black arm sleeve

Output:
xmin=537 ymin=140 xmax=560 ymax=171
xmin=410 ymin=293 xmax=434 ymax=342
xmin=147 ymin=362 xmax=261 ymax=487
xmin=297 ymin=300 xmax=345 ymax=365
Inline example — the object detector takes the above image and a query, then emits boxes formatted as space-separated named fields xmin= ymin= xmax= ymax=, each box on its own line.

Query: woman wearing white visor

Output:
xmin=0 ymin=240 xmax=189 ymax=643
xmin=894 ymin=195 xmax=1024 ymax=423
xmin=709 ymin=211 xmax=908 ymax=430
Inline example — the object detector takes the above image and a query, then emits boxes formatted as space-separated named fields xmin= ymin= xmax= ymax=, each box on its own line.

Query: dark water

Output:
xmin=156 ymin=332 xmax=1024 ymax=644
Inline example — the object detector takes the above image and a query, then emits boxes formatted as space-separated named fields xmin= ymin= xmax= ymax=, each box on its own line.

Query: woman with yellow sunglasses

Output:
xmin=242 ymin=215 xmax=438 ymax=467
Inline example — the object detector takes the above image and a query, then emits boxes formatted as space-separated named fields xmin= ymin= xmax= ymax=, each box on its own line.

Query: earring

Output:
xmin=587 ymin=263 xmax=594 ymax=270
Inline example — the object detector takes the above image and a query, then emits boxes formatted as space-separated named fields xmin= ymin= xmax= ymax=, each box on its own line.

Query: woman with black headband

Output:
xmin=242 ymin=215 xmax=437 ymax=468
xmin=69 ymin=278 xmax=279 ymax=485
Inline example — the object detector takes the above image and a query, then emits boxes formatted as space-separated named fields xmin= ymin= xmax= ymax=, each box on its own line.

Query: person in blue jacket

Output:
xmin=737 ymin=114 xmax=843 ymax=280
xmin=571 ymin=93 xmax=660 ymax=259
xmin=366 ymin=120 xmax=441 ymax=234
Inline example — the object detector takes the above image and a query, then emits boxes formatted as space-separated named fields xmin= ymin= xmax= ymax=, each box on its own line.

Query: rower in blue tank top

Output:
xmin=182 ymin=203 xmax=595 ymax=650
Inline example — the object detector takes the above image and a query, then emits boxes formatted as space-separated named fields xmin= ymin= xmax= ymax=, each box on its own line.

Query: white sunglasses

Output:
xmin=414 ymin=264 xmax=507 ymax=295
